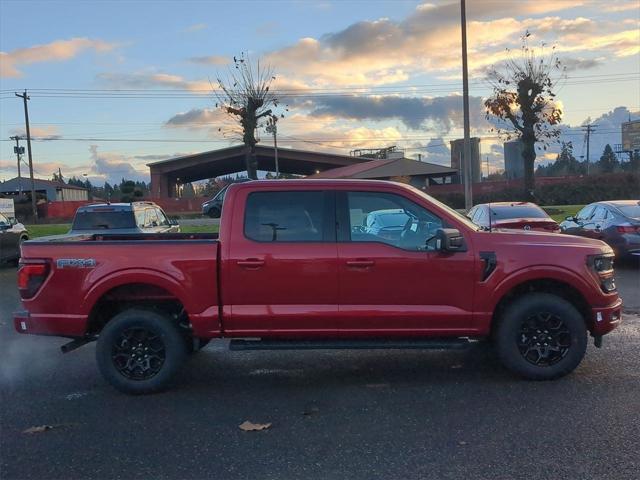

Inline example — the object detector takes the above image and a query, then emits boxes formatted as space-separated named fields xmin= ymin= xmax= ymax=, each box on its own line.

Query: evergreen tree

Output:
xmin=598 ymin=144 xmax=619 ymax=173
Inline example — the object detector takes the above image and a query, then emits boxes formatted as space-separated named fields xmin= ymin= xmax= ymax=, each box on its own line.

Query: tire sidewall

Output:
xmin=495 ymin=293 xmax=588 ymax=380
xmin=96 ymin=309 xmax=187 ymax=394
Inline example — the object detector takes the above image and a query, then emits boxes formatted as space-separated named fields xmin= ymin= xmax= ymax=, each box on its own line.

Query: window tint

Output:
xmin=244 ymin=191 xmax=326 ymax=242
xmin=72 ymin=211 xmax=136 ymax=230
xmin=346 ymin=192 xmax=443 ymax=251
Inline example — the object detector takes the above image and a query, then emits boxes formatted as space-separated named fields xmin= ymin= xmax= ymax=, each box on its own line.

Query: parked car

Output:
xmin=202 ymin=179 xmax=252 ymax=218
xmin=361 ymin=208 xmax=411 ymax=242
xmin=560 ymin=200 xmax=640 ymax=258
xmin=467 ymin=202 xmax=560 ymax=232
xmin=69 ymin=202 xmax=179 ymax=235
xmin=0 ymin=212 xmax=28 ymax=263
xmin=15 ymin=180 xmax=622 ymax=393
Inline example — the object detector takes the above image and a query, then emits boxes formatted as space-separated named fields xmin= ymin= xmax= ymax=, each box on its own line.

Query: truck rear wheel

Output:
xmin=494 ymin=293 xmax=587 ymax=380
xmin=96 ymin=309 xmax=187 ymax=394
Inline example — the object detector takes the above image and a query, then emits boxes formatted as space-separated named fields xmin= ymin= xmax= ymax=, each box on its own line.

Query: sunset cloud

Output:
xmin=0 ymin=37 xmax=117 ymax=78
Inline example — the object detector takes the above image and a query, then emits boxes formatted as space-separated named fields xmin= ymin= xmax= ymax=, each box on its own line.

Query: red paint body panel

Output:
xmin=15 ymin=179 xmax=622 ymax=342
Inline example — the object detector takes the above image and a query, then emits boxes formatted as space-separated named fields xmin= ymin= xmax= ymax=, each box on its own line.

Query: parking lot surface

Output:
xmin=1 ymin=263 xmax=638 ymax=480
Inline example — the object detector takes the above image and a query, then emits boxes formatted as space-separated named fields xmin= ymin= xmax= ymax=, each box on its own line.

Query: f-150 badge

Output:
xmin=56 ymin=258 xmax=97 ymax=269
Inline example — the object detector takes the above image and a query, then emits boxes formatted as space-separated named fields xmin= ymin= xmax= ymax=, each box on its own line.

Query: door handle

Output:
xmin=346 ymin=259 xmax=375 ymax=268
xmin=237 ymin=259 xmax=265 ymax=268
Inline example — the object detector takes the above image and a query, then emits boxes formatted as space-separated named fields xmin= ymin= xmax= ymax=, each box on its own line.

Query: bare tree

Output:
xmin=485 ymin=33 xmax=564 ymax=200
xmin=215 ymin=53 xmax=285 ymax=179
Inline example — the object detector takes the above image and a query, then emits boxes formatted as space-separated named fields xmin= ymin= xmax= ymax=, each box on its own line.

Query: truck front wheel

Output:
xmin=494 ymin=293 xmax=588 ymax=380
xmin=96 ymin=309 xmax=187 ymax=394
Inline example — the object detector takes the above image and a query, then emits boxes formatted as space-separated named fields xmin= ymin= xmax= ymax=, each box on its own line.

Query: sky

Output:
xmin=0 ymin=0 xmax=638 ymax=185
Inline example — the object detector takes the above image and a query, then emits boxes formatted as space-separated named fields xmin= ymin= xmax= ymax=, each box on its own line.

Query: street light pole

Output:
xmin=265 ymin=116 xmax=279 ymax=178
xmin=460 ymin=0 xmax=473 ymax=210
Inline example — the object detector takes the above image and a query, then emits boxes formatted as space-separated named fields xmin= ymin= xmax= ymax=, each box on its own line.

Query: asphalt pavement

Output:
xmin=1 ymin=262 xmax=638 ymax=480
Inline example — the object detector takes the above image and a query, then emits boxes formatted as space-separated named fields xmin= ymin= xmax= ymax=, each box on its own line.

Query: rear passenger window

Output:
xmin=244 ymin=191 xmax=327 ymax=242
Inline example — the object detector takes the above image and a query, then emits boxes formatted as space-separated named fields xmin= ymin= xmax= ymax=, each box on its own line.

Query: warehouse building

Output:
xmin=0 ymin=177 xmax=89 ymax=201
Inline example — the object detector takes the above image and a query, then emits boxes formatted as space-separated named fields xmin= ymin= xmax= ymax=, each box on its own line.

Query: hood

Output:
xmin=473 ymin=228 xmax=613 ymax=255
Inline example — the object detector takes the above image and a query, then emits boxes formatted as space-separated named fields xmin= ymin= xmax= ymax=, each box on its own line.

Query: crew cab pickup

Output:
xmin=14 ymin=180 xmax=623 ymax=393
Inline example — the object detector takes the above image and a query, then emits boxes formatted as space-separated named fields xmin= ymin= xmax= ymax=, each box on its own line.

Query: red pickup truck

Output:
xmin=14 ymin=180 xmax=622 ymax=393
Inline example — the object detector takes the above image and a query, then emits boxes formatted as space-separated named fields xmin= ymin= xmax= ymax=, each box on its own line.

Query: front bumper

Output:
xmin=590 ymin=298 xmax=623 ymax=336
xmin=13 ymin=310 xmax=87 ymax=337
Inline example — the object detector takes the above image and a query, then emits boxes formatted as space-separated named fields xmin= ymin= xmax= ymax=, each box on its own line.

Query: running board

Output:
xmin=229 ymin=338 xmax=472 ymax=351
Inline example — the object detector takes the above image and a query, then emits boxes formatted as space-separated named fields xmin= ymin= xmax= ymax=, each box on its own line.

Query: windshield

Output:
xmin=371 ymin=211 xmax=409 ymax=228
xmin=490 ymin=205 xmax=547 ymax=220
xmin=617 ymin=204 xmax=640 ymax=219
xmin=72 ymin=211 xmax=136 ymax=230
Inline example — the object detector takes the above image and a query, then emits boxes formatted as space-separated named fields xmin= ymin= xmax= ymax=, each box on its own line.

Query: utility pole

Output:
xmin=582 ymin=124 xmax=597 ymax=175
xmin=486 ymin=155 xmax=489 ymax=180
xmin=15 ymin=90 xmax=38 ymax=221
xmin=10 ymin=136 xmax=24 ymax=194
xmin=58 ymin=167 xmax=65 ymax=202
xmin=460 ymin=0 xmax=473 ymax=210
xmin=265 ymin=115 xmax=279 ymax=178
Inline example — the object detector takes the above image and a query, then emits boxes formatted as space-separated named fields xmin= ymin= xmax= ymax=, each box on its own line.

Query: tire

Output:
xmin=494 ymin=293 xmax=587 ymax=380
xmin=96 ymin=309 xmax=187 ymax=394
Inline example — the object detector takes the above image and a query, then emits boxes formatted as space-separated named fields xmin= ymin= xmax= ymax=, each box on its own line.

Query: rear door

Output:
xmin=335 ymin=190 xmax=476 ymax=335
xmin=223 ymin=189 xmax=339 ymax=337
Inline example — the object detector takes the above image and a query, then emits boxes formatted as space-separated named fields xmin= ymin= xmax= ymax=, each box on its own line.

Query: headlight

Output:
xmin=587 ymin=254 xmax=616 ymax=293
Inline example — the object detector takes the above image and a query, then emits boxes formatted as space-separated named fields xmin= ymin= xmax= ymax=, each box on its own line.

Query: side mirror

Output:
xmin=9 ymin=217 xmax=17 ymax=226
xmin=565 ymin=216 xmax=576 ymax=222
xmin=435 ymin=228 xmax=465 ymax=252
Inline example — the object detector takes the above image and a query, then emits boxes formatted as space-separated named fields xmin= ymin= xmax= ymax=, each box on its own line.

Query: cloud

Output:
xmin=184 ymin=23 xmax=207 ymax=32
xmin=601 ymin=2 xmax=640 ymax=12
xmin=89 ymin=145 xmax=149 ymax=184
xmin=165 ymin=108 xmax=226 ymax=128
xmin=0 ymin=37 xmax=118 ymax=78
xmin=309 ymin=94 xmax=485 ymax=132
xmin=97 ymin=72 xmax=212 ymax=91
xmin=263 ymin=1 xmax=631 ymax=87
xmin=9 ymin=125 xmax=61 ymax=140
xmin=561 ymin=57 xmax=603 ymax=72
xmin=188 ymin=55 xmax=230 ymax=65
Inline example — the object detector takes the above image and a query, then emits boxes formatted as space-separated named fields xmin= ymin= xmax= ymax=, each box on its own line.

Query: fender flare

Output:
xmin=81 ymin=268 xmax=189 ymax=316
xmin=487 ymin=265 xmax=594 ymax=313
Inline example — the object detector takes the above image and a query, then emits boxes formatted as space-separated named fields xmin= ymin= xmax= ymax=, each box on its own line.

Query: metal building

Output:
xmin=450 ymin=138 xmax=481 ymax=183
xmin=504 ymin=139 xmax=525 ymax=179
xmin=0 ymin=177 xmax=89 ymax=201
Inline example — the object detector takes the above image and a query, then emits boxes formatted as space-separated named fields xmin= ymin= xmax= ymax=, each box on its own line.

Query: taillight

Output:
xmin=17 ymin=259 xmax=50 ymax=299
xmin=616 ymin=226 xmax=639 ymax=233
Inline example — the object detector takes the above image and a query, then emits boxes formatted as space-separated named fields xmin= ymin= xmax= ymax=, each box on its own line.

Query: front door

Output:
xmin=223 ymin=189 xmax=339 ymax=337
xmin=336 ymin=190 xmax=475 ymax=336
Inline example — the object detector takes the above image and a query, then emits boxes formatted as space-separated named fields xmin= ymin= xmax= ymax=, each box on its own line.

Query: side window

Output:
xmin=144 ymin=208 xmax=159 ymax=228
xmin=244 ymin=191 xmax=327 ymax=242
xmin=476 ymin=208 xmax=487 ymax=224
xmin=156 ymin=208 xmax=170 ymax=226
xmin=134 ymin=209 xmax=146 ymax=227
xmin=576 ymin=205 xmax=596 ymax=221
xmin=592 ymin=206 xmax=608 ymax=221
xmin=345 ymin=191 xmax=443 ymax=251
xmin=0 ymin=213 xmax=8 ymax=226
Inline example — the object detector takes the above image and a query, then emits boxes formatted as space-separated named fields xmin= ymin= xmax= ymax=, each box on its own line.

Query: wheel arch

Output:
xmin=83 ymin=270 xmax=190 ymax=335
xmin=490 ymin=277 xmax=592 ymax=336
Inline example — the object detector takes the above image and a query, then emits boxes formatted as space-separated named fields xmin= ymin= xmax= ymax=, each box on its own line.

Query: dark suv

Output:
xmin=69 ymin=202 xmax=179 ymax=235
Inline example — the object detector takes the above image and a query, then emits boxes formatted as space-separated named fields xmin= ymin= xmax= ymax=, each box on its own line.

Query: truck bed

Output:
xmin=18 ymin=233 xmax=221 ymax=338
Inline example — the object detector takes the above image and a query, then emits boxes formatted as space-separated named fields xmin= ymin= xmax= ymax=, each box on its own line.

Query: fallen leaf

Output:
xmin=23 ymin=425 xmax=54 ymax=434
xmin=458 ymin=441 xmax=467 ymax=446
xmin=451 ymin=364 xmax=463 ymax=369
xmin=239 ymin=421 xmax=271 ymax=432
xmin=365 ymin=383 xmax=390 ymax=388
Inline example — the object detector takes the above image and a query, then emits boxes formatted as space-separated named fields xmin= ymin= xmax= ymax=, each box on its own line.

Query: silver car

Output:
xmin=69 ymin=202 xmax=179 ymax=235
